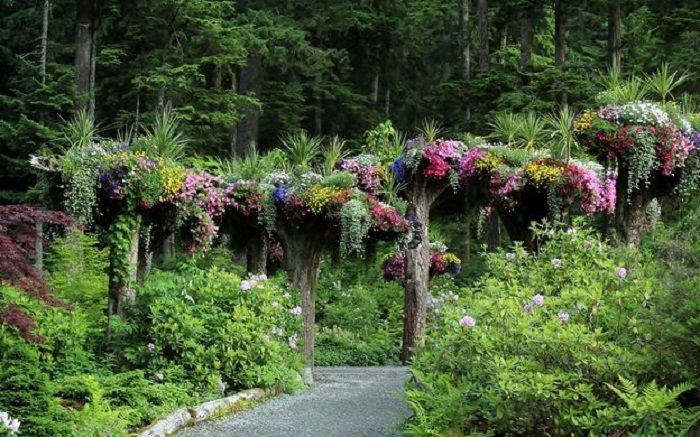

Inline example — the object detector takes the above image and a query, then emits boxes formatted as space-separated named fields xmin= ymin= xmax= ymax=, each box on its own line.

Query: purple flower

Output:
xmin=506 ymin=252 xmax=516 ymax=262
xmin=240 ymin=280 xmax=254 ymax=291
xmin=273 ymin=185 xmax=290 ymax=206
xmin=557 ymin=311 xmax=570 ymax=323
xmin=551 ymin=258 xmax=562 ymax=268
xmin=290 ymin=306 xmax=302 ymax=316
xmin=617 ymin=267 xmax=627 ymax=279
xmin=522 ymin=303 xmax=534 ymax=314
xmin=390 ymin=157 xmax=408 ymax=182
xmin=288 ymin=334 xmax=298 ymax=349
xmin=532 ymin=294 xmax=545 ymax=306
xmin=452 ymin=264 xmax=462 ymax=274
xmin=459 ymin=315 xmax=476 ymax=327
xmin=147 ymin=342 xmax=156 ymax=353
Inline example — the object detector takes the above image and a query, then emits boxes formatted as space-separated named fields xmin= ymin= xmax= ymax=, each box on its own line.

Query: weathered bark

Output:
xmin=554 ymin=0 xmax=567 ymax=108
xmin=384 ymin=88 xmax=391 ymax=116
xmin=229 ymin=71 xmax=238 ymax=156
xmin=108 ymin=221 xmax=140 ymax=317
xmin=499 ymin=23 xmax=508 ymax=65
xmin=402 ymin=174 xmax=447 ymax=363
xmin=371 ymin=67 xmax=380 ymax=105
xmin=486 ymin=209 xmax=501 ymax=251
xmin=161 ymin=233 xmax=174 ymax=259
xmin=74 ymin=0 xmax=98 ymax=113
xmin=281 ymin=226 xmax=329 ymax=367
xmin=136 ymin=225 xmax=152 ymax=285
xmin=519 ymin=3 xmax=534 ymax=69
xmin=477 ymin=0 xmax=489 ymax=72
xmin=40 ymin=0 xmax=49 ymax=84
xmin=608 ymin=2 xmax=622 ymax=69
xmin=235 ymin=54 xmax=263 ymax=157
xmin=459 ymin=0 xmax=471 ymax=123
xmin=614 ymin=163 xmax=650 ymax=248
xmin=246 ymin=232 xmax=267 ymax=275
xmin=34 ymin=221 xmax=43 ymax=271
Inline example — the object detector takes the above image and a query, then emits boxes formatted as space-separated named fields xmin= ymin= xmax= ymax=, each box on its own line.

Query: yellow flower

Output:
xmin=475 ymin=154 xmax=503 ymax=173
xmin=158 ymin=165 xmax=186 ymax=201
xmin=573 ymin=110 xmax=597 ymax=134
xmin=442 ymin=253 xmax=461 ymax=266
xmin=302 ymin=184 xmax=344 ymax=214
xmin=525 ymin=161 xmax=563 ymax=186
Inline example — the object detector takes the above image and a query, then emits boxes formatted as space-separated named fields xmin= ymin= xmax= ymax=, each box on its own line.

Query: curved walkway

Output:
xmin=178 ymin=366 xmax=410 ymax=437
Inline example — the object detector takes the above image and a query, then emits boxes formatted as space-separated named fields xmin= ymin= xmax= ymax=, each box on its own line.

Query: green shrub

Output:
xmin=127 ymin=264 xmax=303 ymax=392
xmin=406 ymin=225 xmax=698 ymax=436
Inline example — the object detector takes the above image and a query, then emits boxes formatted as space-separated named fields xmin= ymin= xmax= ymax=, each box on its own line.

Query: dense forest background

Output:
xmin=1 ymin=0 xmax=699 ymax=204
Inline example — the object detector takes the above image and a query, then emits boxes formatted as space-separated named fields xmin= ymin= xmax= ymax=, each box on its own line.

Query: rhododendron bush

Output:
xmin=382 ymin=242 xmax=461 ymax=284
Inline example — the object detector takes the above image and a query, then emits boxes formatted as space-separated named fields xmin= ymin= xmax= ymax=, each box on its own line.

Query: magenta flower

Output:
xmin=617 ymin=267 xmax=627 ymax=279
xmin=459 ymin=315 xmax=476 ymax=327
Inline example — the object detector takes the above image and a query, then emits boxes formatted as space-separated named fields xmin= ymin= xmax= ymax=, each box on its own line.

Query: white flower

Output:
xmin=290 ymin=306 xmax=302 ymax=316
xmin=282 ymin=292 xmax=291 ymax=299
xmin=0 ymin=412 xmax=20 ymax=434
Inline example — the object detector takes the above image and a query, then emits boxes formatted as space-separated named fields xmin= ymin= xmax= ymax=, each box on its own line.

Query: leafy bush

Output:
xmin=126 ymin=264 xmax=303 ymax=392
xmin=315 ymin=256 xmax=403 ymax=366
xmin=406 ymin=225 xmax=699 ymax=436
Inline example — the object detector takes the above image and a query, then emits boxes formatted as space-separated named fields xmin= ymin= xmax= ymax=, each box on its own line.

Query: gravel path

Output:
xmin=178 ymin=366 xmax=410 ymax=437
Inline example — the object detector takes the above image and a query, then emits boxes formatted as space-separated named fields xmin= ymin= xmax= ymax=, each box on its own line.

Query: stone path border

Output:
xmin=137 ymin=388 xmax=279 ymax=437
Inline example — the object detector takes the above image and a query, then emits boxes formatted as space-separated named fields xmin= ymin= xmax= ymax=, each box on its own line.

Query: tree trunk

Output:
xmin=402 ymin=174 xmax=447 ymax=363
xmin=40 ymin=0 xmax=49 ymax=84
xmin=519 ymin=4 xmax=534 ymax=69
xmin=108 ymin=219 xmax=140 ymax=317
xmin=499 ymin=23 xmax=508 ymax=65
xmin=282 ymin=226 xmax=328 ymax=369
xmin=161 ymin=233 xmax=174 ymax=259
xmin=477 ymin=0 xmax=489 ymax=72
xmin=554 ymin=0 xmax=567 ymax=108
xmin=229 ymin=71 xmax=238 ymax=156
xmin=136 ymin=225 xmax=152 ymax=285
xmin=34 ymin=221 xmax=43 ymax=271
xmin=614 ymin=163 xmax=649 ymax=247
xmin=384 ymin=87 xmax=391 ymax=116
xmin=314 ymin=74 xmax=323 ymax=135
xmin=235 ymin=54 xmax=263 ymax=157
xmin=74 ymin=0 xmax=97 ymax=113
xmin=486 ymin=209 xmax=501 ymax=251
xmin=608 ymin=2 xmax=622 ymax=69
xmin=459 ymin=0 xmax=471 ymax=123
xmin=246 ymin=232 xmax=267 ymax=275
xmin=370 ymin=67 xmax=380 ymax=105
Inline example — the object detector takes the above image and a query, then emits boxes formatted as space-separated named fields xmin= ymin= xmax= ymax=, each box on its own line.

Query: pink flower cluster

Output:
xmin=490 ymin=172 xmax=524 ymax=200
xmin=224 ymin=182 xmax=266 ymax=220
xmin=179 ymin=172 xmax=226 ymax=217
xmin=561 ymin=165 xmax=609 ymax=215
xmin=340 ymin=158 xmax=381 ymax=194
xmin=655 ymin=126 xmax=695 ymax=176
xmin=458 ymin=148 xmax=487 ymax=181
xmin=370 ymin=202 xmax=410 ymax=234
xmin=423 ymin=140 xmax=461 ymax=180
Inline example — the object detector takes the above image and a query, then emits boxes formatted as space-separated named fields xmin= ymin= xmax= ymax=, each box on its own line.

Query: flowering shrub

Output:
xmin=340 ymin=154 xmax=383 ymax=194
xmin=405 ymin=225 xmax=698 ymax=436
xmin=382 ymin=244 xmax=461 ymax=284
xmin=128 ymin=266 xmax=303 ymax=391
xmin=397 ymin=137 xmax=469 ymax=186
xmin=463 ymin=147 xmax=615 ymax=216
xmin=573 ymin=101 xmax=698 ymax=197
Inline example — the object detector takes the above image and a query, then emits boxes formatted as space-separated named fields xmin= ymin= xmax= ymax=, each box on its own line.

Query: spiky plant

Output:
xmin=321 ymin=136 xmax=348 ymax=176
xmin=516 ymin=112 xmax=547 ymax=150
xmin=419 ymin=119 xmax=443 ymax=142
xmin=281 ymin=130 xmax=322 ymax=171
xmin=488 ymin=112 xmax=521 ymax=146
xmin=645 ymin=63 xmax=689 ymax=104
xmin=545 ymin=108 xmax=577 ymax=161
xmin=138 ymin=105 xmax=188 ymax=161
xmin=62 ymin=109 xmax=99 ymax=149
xmin=379 ymin=172 xmax=407 ymax=211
